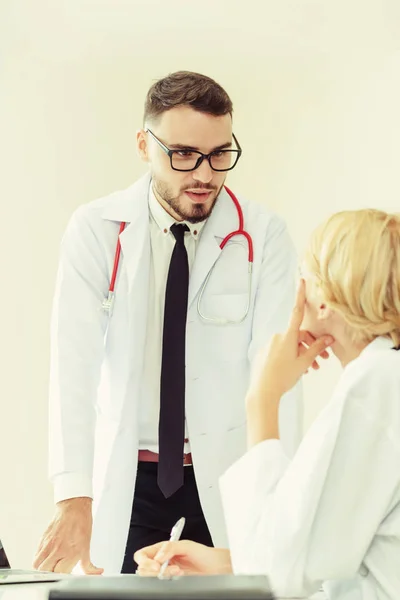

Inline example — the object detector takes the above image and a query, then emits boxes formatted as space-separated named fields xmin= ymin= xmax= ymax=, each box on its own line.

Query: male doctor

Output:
xmin=33 ymin=71 xmax=302 ymax=575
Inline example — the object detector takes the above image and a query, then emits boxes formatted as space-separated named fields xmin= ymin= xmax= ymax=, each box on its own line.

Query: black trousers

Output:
xmin=121 ymin=462 xmax=213 ymax=573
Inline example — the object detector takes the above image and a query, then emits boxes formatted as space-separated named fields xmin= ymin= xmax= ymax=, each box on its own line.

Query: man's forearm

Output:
xmin=56 ymin=496 xmax=92 ymax=510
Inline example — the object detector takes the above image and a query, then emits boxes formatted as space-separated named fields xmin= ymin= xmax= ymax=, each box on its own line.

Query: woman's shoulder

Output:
xmin=344 ymin=337 xmax=400 ymax=389
xmin=335 ymin=338 xmax=400 ymax=440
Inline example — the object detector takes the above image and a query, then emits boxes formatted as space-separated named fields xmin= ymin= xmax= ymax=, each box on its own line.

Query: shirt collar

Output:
xmin=360 ymin=336 xmax=398 ymax=356
xmin=148 ymin=184 xmax=207 ymax=240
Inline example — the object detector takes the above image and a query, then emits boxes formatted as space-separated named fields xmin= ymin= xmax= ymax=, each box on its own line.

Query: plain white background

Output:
xmin=1 ymin=0 xmax=399 ymax=568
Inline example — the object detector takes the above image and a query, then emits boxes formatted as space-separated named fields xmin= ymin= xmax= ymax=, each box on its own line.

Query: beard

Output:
xmin=152 ymin=176 xmax=225 ymax=224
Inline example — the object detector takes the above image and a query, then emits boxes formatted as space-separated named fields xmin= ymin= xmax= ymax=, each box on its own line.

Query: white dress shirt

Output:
xmin=220 ymin=336 xmax=400 ymax=600
xmin=138 ymin=186 xmax=206 ymax=454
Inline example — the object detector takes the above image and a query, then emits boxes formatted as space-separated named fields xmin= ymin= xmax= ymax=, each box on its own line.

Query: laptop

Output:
xmin=49 ymin=574 xmax=276 ymax=599
xmin=0 ymin=537 xmax=66 ymax=584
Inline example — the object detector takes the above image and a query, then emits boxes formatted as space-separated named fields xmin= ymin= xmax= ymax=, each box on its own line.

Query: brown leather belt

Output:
xmin=138 ymin=449 xmax=193 ymax=466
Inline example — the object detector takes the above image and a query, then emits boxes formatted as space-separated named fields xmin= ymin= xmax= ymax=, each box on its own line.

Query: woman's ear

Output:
xmin=136 ymin=130 xmax=149 ymax=162
xmin=318 ymin=303 xmax=334 ymax=322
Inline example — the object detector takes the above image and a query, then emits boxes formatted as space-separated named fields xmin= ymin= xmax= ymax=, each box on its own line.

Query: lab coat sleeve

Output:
xmin=249 ymin=215 xmax=302 ymax=457
xmin=49 ymin=206 xmax=109 ymax=503
xmin=219 ymin=385 xmax=400 ymax=598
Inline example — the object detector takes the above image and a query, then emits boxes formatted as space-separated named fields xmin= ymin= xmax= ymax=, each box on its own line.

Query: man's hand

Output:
xmin=33 ymin=497 xmax=103 ymax=575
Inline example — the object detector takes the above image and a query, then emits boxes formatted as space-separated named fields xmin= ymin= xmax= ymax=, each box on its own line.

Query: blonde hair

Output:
xmin=304 ymin=209 xmax=400 ymax=349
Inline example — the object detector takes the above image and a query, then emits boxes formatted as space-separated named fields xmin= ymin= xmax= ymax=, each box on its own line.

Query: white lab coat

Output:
xmin=49 ymin=172 xmax=302 ymax=573
xmin=220 ymin=337 xmax=400 ymax=600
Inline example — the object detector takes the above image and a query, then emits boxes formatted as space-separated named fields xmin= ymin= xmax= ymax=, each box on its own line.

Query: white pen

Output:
xmin=157 ymin=516 xmax=186 ymax=579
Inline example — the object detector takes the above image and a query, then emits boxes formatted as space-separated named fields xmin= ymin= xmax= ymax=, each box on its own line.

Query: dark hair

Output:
xmin=143 ymin=71 xmax=233 ymax=124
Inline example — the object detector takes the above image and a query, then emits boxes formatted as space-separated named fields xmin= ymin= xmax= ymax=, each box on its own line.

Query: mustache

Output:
xmin=181 ymin=185 xmax=217 ymax=192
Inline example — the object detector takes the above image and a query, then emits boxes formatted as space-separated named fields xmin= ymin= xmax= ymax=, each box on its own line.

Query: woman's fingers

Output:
xmin=298 ymin=331 xmax=331 ymax=360
xmin=134 ymin=541 xmax=188 ymax=579
xmin=298 ymin=343 xmax=320 ymax=369
xmin=153 ymin=541 xmax=188 ymax=563
xmin=288 ymin=279 xmax=306 ymax=332
xmin=135 ymin=556 xmax=160 ymax=573
xmin=158 ymin=565 xmax=183 ymax=579
xmin=136 ymin=564 xmax=182 ymax=578
xmin=300 ymin=336 xmax=334 ymax=371
xmin=298 ymin=330 xmax=315 ymax=345
xmin=134 ymin=542 xmax=165 ymax=565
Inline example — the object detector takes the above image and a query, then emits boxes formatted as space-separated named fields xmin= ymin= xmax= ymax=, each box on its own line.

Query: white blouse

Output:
xmin=220 ymin=337 xmax=400 ymax=600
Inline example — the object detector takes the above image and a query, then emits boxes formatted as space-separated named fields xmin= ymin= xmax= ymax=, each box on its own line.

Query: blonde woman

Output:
xmin=135 ymin=209 xmax=400 ymax=600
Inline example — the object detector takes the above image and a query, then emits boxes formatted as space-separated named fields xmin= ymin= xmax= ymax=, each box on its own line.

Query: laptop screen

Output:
xmin=0 ymin=539 xmax=11 ymax=568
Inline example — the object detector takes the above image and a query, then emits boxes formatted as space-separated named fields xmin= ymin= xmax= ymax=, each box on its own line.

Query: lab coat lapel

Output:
xmin=102 ymin=173 xmax=151 ymax=296
xmin=188 ymin=187 xmax=238 ymax=307
xmin=119 ymin=213 xmax=150 ymax=297
xmin=101 ymin=177 xmax=239 ymax=309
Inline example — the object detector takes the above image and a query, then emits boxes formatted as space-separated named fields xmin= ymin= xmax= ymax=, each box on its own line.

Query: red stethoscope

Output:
xmin=102 ymin=186 xmax=253 ymax=324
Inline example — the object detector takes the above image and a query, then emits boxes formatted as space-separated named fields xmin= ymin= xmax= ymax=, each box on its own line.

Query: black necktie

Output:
xmin=158 ymin=223 xmax=190 ymax=498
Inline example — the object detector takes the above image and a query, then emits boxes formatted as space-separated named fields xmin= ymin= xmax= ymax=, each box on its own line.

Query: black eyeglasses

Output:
xmin=146 ymin=129 xmax=242 ymax=172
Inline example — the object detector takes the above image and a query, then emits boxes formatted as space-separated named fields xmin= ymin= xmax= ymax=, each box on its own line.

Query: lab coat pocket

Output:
xmin=203 ymin=293 xmax=252 ymax=361
xmin=201 ymin=292 xmax=250 ymax=324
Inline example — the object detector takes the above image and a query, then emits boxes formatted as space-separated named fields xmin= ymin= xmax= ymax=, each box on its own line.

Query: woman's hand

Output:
xmin=246 ymin=280 xmax=334 ymax=447
xmin=249 ymin=279 xmax=334 ymax=400
xmin=134 ymin=540 xmax=232 ymax=578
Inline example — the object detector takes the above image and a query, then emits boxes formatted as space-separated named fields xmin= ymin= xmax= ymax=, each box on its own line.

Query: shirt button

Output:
xmin=193 ymin=230 xmax=198 ymax=236
xmin=163 ymin=228 xmax=168 ymax=234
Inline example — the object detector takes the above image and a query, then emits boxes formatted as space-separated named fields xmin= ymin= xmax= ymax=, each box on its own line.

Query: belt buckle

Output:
xmin=183 ymin=453 xmax=192 ymax=466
